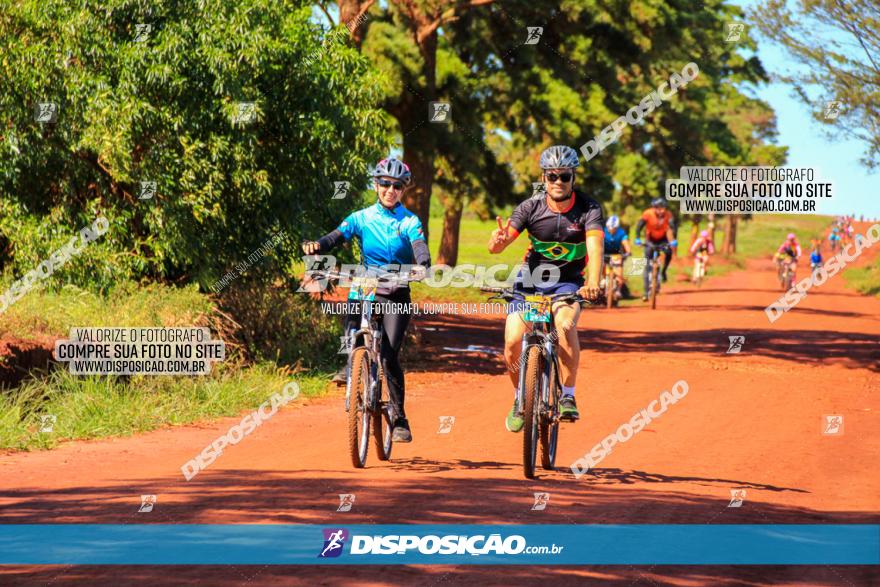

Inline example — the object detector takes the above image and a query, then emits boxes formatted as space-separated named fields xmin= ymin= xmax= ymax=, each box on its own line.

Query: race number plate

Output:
xmin=523 ymin=294 xmax=551 ymax=323
xmin=348 ymin=277 xmax=378 ymax=301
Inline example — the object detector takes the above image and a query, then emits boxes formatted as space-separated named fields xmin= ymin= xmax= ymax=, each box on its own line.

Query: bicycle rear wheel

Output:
xmin=372 ymin=364 xmax=393 ymax=461
xmin=783 ymin=268 xmax=793 ymax=291
xmin=540 ymin=357 xmax=560 ymax=470
xmin=348 ymin=348 xmax=371 ymax=468
xmin=522 ymin=345 xmax=542 ymax=479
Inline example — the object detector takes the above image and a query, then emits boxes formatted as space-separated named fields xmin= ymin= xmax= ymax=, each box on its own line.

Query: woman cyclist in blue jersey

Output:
xmin=302 ymin=158 xmax=431 ymax=443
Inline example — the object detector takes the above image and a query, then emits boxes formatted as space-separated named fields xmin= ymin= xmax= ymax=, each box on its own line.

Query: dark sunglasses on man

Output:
xmin=545 ymin=172 xmax=573 ymax=183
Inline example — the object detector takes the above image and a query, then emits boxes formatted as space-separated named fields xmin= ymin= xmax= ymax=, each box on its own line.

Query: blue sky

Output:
xmin=733 ymin=0 xmax=880 ymax=219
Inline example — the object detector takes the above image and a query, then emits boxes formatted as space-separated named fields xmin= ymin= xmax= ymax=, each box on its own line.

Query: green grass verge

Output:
xmin=0 ymin=362 xmax=331 ymax=450
xmin=0 ymin=282 xmax=336 ymax=451
xmin=844 ymin=256 xmax=880 ymax=297
xmin=1 ymin=281 xmax=214 ymax=341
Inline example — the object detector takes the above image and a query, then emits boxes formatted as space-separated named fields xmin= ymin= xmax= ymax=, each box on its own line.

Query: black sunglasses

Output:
xmin=377 ymin=179 xmax=404 ymax=190
xmin=545 ymin=172 xmax=573 ymax=183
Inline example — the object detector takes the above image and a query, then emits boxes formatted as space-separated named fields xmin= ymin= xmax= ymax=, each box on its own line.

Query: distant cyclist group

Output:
xmin=772 ymin=215 xmax=856 ymax=290
xmin=300 ymin=145 xmax=725 ymax=460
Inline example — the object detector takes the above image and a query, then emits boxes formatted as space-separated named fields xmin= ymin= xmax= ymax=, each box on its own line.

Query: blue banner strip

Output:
xmin=0 ymin=525 xmax=877 ymax=565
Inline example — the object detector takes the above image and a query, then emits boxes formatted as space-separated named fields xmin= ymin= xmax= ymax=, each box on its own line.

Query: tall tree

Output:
xmin=0 ymin=0 xmax=389 ymax=288
xmin=752 ymin=0 xmax=880 ymax=168
xmin=337 ymin=0 xmax=496 ymax=243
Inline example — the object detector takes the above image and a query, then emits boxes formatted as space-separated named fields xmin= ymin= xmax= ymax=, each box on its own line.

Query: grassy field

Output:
xmin=0 ymin=363 xmax=329 ymax=451
xmin=844 ymin=254 xmax=880 ymax=297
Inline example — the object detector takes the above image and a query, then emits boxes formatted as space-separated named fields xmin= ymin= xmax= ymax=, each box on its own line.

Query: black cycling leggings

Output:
xmin=343 ymin=289 xmax=411 ymax=419
xmin=643 ymin=240 xmax=672 ymax=291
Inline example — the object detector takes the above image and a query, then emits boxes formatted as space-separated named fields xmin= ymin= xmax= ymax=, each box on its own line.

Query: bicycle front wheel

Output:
xmin=522 ymin=345 xmax=542 ymax=479
xmin=540 ymin=357 xmax=560 ymax=470
xmin=372 ymin=364 xmax=393 ymax=461
xmin=348 ymin=348 xmax=371 ymax=468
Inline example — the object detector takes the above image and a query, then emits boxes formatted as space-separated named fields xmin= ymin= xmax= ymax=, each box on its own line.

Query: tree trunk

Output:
xmin=722 ymin=215 xmax=738 ymax=254
xmin=437 ymin=198 xmax=463 ymax=265
xmin=398 ymin=23 xmax=438 ymax=242
xmin=401 ymin=145 xmax=434 ymax=241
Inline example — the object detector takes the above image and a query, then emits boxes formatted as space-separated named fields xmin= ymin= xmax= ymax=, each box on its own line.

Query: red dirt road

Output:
xmin=2 ymin=232 xmax=879 ymax=585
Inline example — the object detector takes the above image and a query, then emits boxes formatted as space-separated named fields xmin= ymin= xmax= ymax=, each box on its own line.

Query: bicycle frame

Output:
xmin=306 ymin=266 xmax=416 ymax=467
xmin=343 ymin=294 xmax=383 ymax=414
xmin=644 ymin=244 xmax=671 ymax=285
xmin=515 ymin=319 xmax=561 ymax=418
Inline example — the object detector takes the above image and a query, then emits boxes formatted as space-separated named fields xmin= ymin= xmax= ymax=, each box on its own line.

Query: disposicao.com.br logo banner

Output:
xmin=0 ymin=524 xmax=877 ymax=565
xmin=317 ymin=527 xmax=562 ymax=561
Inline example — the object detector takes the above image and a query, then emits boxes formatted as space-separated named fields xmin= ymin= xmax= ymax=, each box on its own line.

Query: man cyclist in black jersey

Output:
xmin=487 ymin=145 xmax=604 ymax=432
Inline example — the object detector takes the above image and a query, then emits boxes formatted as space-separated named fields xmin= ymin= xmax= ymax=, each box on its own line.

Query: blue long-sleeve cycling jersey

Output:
xmin=320 ymin=201 xmax=428 ymax=268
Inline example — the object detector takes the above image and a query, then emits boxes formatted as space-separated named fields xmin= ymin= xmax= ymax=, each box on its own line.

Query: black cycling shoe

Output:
xmin=392 ymin=418 xmax=412 ymax=443
xmin=331 ymin=367 xmax=347 ymax=386
xmin=661 ymin=269 xmax=669 ymax=283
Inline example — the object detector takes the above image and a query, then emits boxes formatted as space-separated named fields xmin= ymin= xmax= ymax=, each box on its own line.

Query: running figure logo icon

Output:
xmin=39 ymin=414 xmax=56 ymax=433
xmin=437 ymin=416 xmax=455 ymax=434
xmin=337 ymin=493 xmax=356 ymax=512
xmin=332 ymin=181 xmax=350 ymax=200
xmin=823 ymin=415 xmax=843 ymax=435
xmin=525 ymin=27 xmax=543 ymax=45
xmin=626 ymin=257 xmax=647 ymax=276
xmin=823 ymin=101 xmax=842 ymax=120
xmin=727 ymin=489 xmax=746 ymax=508
xmin=531 ymin=492 xmax=550 ymax=511
xmin=429 ymin=102 xmax=451 ymax=123
xmin=139 ymin=181 xmax=156 ymax=200
xmin=35 ymin=102 xmax=59 ymax=123
xmin=532 ymin=182 xmax=546 ymax=197
xmin=727 ymin=335 xmax=745 ymax=354
xmin=318 ymin=528 xmax=349 ymax=558
xmin=133 ymin=23 xmax=152 ymax=43
xmin=233 ymin=102 xmax=256 ymax=124
xmin=725 ymin=23 xmax=745 ymax=42
xmin=138 ymin=494 xmax=156 ymax=513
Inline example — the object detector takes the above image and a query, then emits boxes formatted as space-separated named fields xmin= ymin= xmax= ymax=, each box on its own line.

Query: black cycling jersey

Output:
xmin=508 ymin=190 xmax=604 ymax=283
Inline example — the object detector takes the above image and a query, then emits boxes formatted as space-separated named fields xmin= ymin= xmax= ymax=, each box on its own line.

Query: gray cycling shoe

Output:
xmin=392 ymin=418 xmax=412 ymax=443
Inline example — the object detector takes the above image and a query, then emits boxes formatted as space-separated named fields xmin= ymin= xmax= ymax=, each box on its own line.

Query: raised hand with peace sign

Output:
xmin=488 ymin=215 xmax=517 ymax=253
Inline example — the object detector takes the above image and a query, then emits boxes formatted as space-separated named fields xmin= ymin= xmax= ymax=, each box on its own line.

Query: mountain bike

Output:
xmin=776 ymin=257 xmax=794 ymax=291
xmin=483 ymin=287 xmax=590 ymax=479
xmin=692 ymin=251 xmax=709 ymax=287
xmin=642 ymin=243 xmax=672 ymax=310
xmin=602 ymin=253 xmax=628 ymax=308
xmin=307 ymin=267 xmax=417 ymax=468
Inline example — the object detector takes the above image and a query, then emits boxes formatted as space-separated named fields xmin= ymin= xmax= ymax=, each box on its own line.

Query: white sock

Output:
xmin=513 ymin=387 xmax=518 ymax=399
xmin=562 ymin=385 xmax=575 ymax=397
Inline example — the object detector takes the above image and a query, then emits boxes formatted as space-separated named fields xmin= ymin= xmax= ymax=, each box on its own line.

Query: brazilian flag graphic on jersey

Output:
xmin=529 ymin=236 xmax=587 ymax=261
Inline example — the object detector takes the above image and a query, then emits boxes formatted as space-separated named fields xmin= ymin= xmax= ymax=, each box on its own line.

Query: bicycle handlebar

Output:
xmin=306 ymin=268 xmax=420 ymax=284
xmin=480 ymin=287 xmax=596 ymax=305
